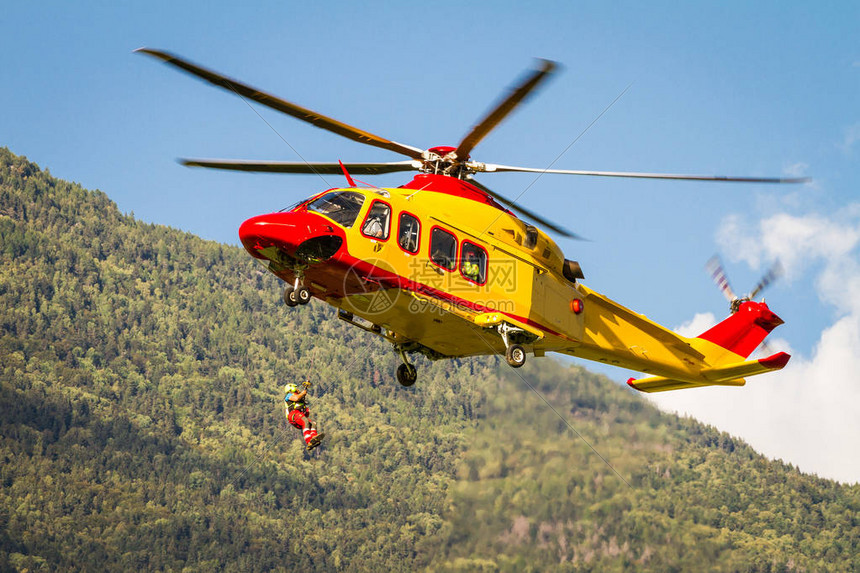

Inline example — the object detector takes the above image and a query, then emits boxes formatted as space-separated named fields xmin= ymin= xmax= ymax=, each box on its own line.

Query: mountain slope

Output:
xmin=1 ymin=148 xmax=858 ymax=572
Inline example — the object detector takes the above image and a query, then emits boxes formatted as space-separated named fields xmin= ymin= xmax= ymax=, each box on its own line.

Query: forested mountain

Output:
xmin=1 ymin=147 xmax=858 ymax=572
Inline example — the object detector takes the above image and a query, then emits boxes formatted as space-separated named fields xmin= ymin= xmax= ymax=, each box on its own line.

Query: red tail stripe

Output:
xmin=698 ymin=301 xmax=784 ymax=359
xmin=759 ymin=351 xmax=791 ymax=369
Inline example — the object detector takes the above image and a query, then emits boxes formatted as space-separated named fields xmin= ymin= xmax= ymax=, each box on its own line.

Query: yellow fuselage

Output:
xmin=248 ymin=176 xmax=727 ymax=383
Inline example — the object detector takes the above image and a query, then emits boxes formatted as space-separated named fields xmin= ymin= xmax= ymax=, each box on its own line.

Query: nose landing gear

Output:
xmin=283 ymin=275 xmax=311 ymax=307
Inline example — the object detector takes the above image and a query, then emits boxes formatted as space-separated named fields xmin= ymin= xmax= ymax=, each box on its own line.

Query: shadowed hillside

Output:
xmin=1 ymin=148 xmax=858 ymax=572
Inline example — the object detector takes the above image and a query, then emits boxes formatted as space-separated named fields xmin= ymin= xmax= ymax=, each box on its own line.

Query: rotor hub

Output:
xmin=420 ymin=146 xmax=474 ymax=178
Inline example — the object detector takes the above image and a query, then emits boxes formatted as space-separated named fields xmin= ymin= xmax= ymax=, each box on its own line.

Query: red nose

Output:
xmin=239 ymin=211 xmax=345 ymax=262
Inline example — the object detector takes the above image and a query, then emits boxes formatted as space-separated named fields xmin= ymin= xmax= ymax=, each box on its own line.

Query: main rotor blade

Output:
xmin=467 ymin=178 xmax=582 ymax=239
xmin=136 ymin=48 xmax=425 ymax=160
xmin=454 ymin=60 xmax=557 ymax=161
xmin=180 ymin=158 xmax=421 ymax=175
xmin=749 ymin=260 xmax=783 ymax=299
xmin=706 ymin=255 xmax=737 ymax=303
xmin=474 ymin=163 xmax=810 ymax=184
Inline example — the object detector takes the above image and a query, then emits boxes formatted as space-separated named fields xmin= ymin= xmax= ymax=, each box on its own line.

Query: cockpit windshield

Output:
xmin=306 ymin=191 xmax=365 ymax=228
xmin=280 ymin=198 xmax=306 ymax=213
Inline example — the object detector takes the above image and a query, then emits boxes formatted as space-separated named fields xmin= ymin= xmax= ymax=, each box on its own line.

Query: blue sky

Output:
xmin=3 ymin=2 xmax=859 ymax=481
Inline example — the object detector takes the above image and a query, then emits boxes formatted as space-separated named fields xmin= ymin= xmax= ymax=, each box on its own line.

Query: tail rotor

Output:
xmin=707 ymin=255 xmax=783 ymax=314
xmin=706 ymin=255 xmax=784 ymax=354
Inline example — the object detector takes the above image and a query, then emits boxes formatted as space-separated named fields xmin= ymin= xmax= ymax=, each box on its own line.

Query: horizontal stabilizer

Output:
xmin=627 ymin=376 xmax=745 ymax=393
xmin=628 ymin=351 xmax=790 ymax=393
xmin=701 ymin=351 xmax=790 ymax=382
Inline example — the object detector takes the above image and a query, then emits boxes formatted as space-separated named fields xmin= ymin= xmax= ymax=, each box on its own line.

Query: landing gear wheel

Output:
xmin=396 ymin=363 xmax=418 ymax=387
xmin=295 ymin=286 xmax=311 ymax=305
xmin=505 ymin=344 xmax=526 ymax=368
xmin=283 ymin=286 xmax=298 ymax=307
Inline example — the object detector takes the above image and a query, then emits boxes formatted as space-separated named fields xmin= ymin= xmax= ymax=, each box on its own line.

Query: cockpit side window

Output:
xmin=398 ymin=212 xmax=421 ymax=253
xmin=307 ymin=191 xmax=365 ymax=227
xmin=430 ymin=227 xmax=457 ymax=271
xmin=361 ymin=201 xmax=391 ymax=240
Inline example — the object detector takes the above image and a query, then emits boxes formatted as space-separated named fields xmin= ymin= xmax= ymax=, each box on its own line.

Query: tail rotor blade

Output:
xmin=706 ymin=255 xmax=737 ymax=303
xmin=749 ymin=260 xmax=783 ymax=300
xmin=757 ymin=339 xmax=774 ymax=357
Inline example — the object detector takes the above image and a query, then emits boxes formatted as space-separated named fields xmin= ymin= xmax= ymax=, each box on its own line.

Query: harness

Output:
xmin=284 ymin=384 xmax=309 ymax=414
xmin=286 ymin=397 xmax=308 ymax=413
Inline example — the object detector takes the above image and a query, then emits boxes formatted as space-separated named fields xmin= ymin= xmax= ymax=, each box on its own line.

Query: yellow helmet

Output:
xmin=284 ymin=383 xmax=299 ymax=394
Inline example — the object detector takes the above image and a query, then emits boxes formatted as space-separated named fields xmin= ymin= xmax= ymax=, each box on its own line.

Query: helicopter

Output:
xmin=138 ymin=48 xmax=806 ymax=390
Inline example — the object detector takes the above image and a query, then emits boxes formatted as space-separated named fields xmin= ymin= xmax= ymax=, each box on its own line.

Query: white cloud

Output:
xmin=840 ymin=122 xmax=860 ymax=153
xmin=783 ymin=162 xmax=809 ymax=178
xmin=721 ymin=211 xmax=860 ymax=282
xmin=647 ymin=207 xmax=860 ymax=484
xmin=674 ymin=312 xmax=717 ymax=338
xmin=716 ymin=214 xmax=764 ymax=269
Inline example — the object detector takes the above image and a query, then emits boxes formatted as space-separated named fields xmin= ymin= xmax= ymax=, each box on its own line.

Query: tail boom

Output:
xmin=627 ymin=300 xmax=790 ymax=393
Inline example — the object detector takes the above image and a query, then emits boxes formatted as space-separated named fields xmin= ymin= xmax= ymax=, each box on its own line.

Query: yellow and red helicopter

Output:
xmin=138 ymin=48 xmax=806 ymax=390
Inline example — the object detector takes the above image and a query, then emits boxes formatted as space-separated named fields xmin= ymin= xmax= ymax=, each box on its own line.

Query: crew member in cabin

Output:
xmin=461 ymin=250 xmax=481 ymax=282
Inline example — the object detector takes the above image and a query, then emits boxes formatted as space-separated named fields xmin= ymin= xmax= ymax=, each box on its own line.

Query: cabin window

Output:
xmin=307 ymin=191 xmax=365 ymax=228
xmin=460 ymin=241 xmax=488 ymax=285
xmin=430 ymin=227 xmax=457 ymax=271
xmin=361 ymin=200 xmax=391 ymax=240
xmin=398 ymin=212 xmax=421 ymax=254
xmin=524 ymin=225 xmax=538 ymax=249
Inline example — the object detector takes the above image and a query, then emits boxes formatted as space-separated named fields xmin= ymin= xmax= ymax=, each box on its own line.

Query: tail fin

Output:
xmin=697 ymin=300 xmax=784 ymax=359
xmin=627 ymin=300 xmax=790 ymax=393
